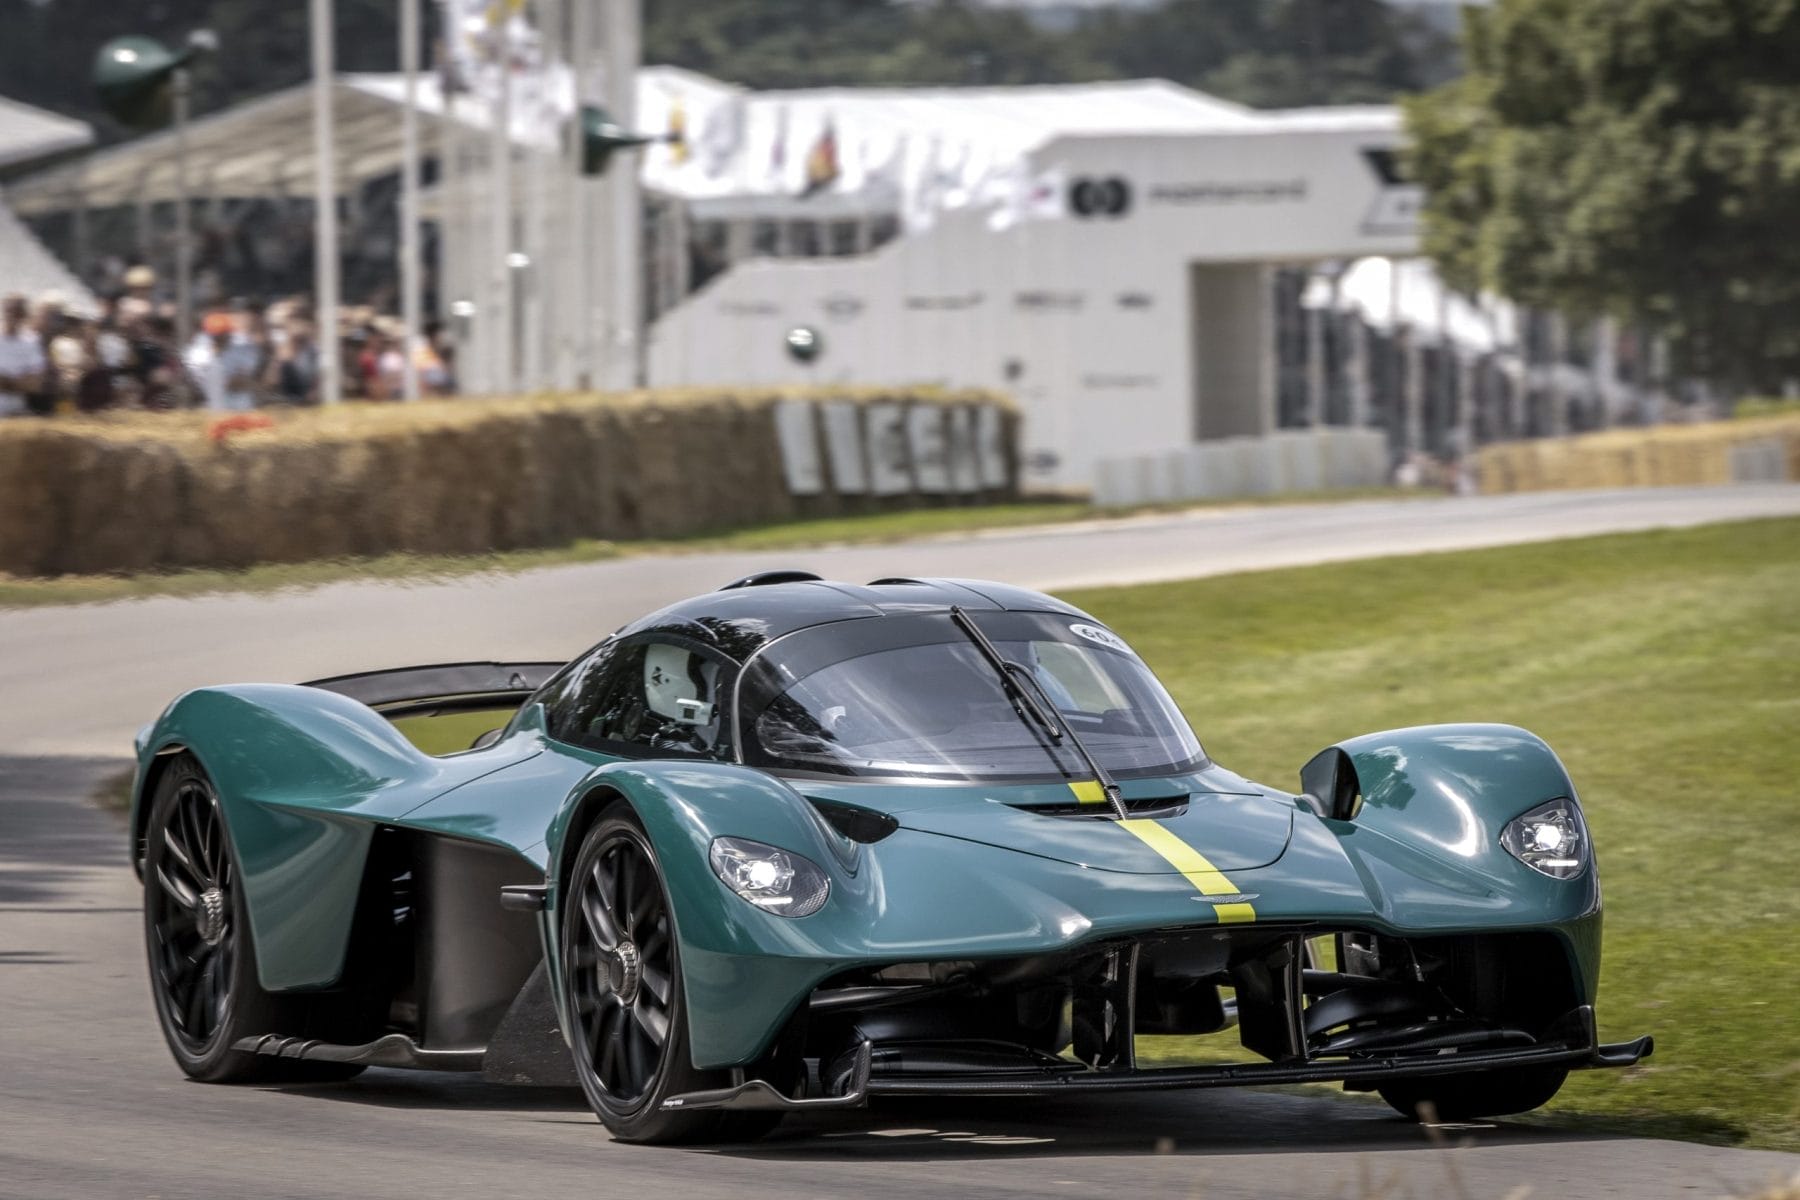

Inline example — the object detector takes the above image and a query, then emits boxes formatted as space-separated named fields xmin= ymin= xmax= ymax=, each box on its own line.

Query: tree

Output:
xmin=1403 ymin=0 xmax=1800 ymax=392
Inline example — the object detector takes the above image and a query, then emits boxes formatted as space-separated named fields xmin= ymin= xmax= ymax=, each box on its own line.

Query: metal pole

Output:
xmin=522 ymin=0 xmax=556 ymax=392
xmin=569 ymin=0 xmax=598 ymax=388
xmin=1304 ymin=280 xmax=1324 ymax=428
xmin=399 ymin=0 xmax=422 ymax=400
xmin=489 ymin=56 xmax=514 ymax=394
xmin=1546 ymin=311 xmax=1568 ymax=436
xmin=173 ymin=67 xmax=193 ymax=349
xmin=311 ymin=0 xmax=342 ymax=404
xmin=601 ymin=0 xmax=642 ymax=388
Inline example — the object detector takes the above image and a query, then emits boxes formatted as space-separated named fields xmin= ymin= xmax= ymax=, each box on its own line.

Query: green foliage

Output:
xmin=1733 ymin=395 xmax=1800 ymax=419
xmin=1404 ymin=0 xmax=1800 ymax=392
xmin=0 ymin=0 xmax=1451 ymax=143
xmin=643 ymin=0 xmax=1454 ymax=102
xmin=1069 ymin=517 xmax=1800 ymax=1150
xmin=0 ymin=0 xmax=406 ymax=143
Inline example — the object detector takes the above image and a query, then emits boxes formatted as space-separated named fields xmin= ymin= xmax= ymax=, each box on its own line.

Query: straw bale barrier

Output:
xmin=0 ymin=387 xmax=1016 ymax=578
xmin=1475 ymin=415 xmax=1800 ymax=495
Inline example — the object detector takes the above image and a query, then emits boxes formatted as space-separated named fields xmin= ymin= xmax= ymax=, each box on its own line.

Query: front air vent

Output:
xmin=810 ymin=799 xmax=900 ymax=844
xmin=1008 ymin=795 xmax=1190 ymax=820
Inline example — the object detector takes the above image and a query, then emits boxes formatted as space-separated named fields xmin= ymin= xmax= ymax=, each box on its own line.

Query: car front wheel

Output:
xmin=560 ymin=807 xmax=783 ymax=1144
xmin=142 ymin=753 xmax=361 ymax=1084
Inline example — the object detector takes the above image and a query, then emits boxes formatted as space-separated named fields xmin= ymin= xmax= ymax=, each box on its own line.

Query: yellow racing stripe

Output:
xmin=1118 ymin=818 xmax=1258 ymax=924
xmin=1068 ymin=780 xmax=1109 ymax=806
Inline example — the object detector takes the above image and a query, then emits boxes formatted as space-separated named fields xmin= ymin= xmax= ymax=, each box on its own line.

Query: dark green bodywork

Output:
xmin=132 ymin=682 xmax=1600 ymax=1070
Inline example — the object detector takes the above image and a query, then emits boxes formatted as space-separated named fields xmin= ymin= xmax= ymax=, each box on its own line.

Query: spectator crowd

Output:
xmin=0 ymin=266 xmax=456 ymax=418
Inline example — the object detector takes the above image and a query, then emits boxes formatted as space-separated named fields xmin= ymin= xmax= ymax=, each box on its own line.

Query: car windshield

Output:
xmin=739 ymin=611 xmax=1204 ymax=782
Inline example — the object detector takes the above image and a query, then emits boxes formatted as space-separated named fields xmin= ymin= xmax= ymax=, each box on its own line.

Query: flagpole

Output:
xmin=399 ymin=0 xmax=422 ymax=400
xmin=569 ymin=0 xmax=597 ymax=388
xmin=600 ymin=0 xmax=641 ymax=388
xmin=310 ymin=0 xmax=341 ymax=404
xmin=489 ymin=38 xmax=514 ymax=394
xmin=522 ymin=0 xmax=554 ymax=392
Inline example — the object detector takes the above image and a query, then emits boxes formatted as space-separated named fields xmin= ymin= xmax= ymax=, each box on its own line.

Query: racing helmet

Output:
xmin=643 ymin=643 xmax=715 ymax=725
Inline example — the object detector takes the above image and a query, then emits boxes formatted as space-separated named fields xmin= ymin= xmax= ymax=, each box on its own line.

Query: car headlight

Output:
xmin=709 ymin=836 xmax=831 ymax=917
xmin=1500 ymin=798 xmax=1590 ymax=879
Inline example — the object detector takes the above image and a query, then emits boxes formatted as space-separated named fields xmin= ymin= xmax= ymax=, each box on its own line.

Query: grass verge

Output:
xmin=1062 ymin=516 xmax=1800 ymax=1152
xmin=0 ymin=487 xmax=1409 ymax=610
xmin=84 ymin=512 xmax=1793 ymax=1151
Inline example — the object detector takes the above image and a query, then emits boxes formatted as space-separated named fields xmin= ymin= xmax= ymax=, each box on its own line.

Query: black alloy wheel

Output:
xmin=142 ymin=754 xmax=363 ymax=1084
xmin=570 ymin=821 xmax=676 ymax=1104
xmin=560 ymin=809 xmax=785 ymax=1143
xmin=146 ymin=767 xmax=238 ymax=1058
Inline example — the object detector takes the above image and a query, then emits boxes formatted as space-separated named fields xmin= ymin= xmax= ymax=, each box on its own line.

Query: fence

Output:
xmin=1092 ymin=429 xmax=1391 ymax=508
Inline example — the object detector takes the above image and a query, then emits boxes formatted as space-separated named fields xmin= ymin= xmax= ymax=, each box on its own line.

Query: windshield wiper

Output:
xmin=948 ymin=606 xmax=1131 ymax=820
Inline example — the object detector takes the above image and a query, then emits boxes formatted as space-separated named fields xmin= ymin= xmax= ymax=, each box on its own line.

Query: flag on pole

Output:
xmin=666 ymin=91 xmax=688 ymax=165
xmin=987 ymin=161 xmax=1067 ymax=230
xmin=801 ymin=115 xmax=839 ymax=197
xmin=769 ymin=103 xmax=788 ymax=181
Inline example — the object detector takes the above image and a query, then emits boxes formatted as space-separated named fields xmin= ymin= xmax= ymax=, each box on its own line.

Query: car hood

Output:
xmin=795 ymin=769 xmax=1297 ymax=874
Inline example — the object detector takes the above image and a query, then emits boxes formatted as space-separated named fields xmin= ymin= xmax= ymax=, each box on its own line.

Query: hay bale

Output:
xmin=0 ymin=385 xmax=1015 ymax=578
xmin=1476 ymin=414 xmax=1800 ymax=496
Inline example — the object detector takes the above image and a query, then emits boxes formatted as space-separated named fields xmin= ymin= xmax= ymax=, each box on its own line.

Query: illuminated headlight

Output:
xmin=1500 ymin=798 xmax=1590 ymax=879
xmin=708 ymin=836 xmax=830 ymax=917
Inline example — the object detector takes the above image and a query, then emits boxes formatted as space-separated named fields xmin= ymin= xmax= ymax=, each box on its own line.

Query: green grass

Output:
xmin=81 ymin=511 xmax=1793 ymax=1150
xmin=0 ymin=487 xmax=1409 ymax=610
xmin=1061 ymin=516 xmax=1800 ymax=1151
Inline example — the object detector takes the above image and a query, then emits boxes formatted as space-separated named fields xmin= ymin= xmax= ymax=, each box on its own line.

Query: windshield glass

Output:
xmin=740 ymin=611 xmax=1203 ymax=782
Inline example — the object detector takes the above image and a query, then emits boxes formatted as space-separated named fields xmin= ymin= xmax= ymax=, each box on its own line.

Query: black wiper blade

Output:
xmin=948 ymin=606 xmax=1131 ymax=821
xmin=948 ymin=606 xmax=1061 ymax=740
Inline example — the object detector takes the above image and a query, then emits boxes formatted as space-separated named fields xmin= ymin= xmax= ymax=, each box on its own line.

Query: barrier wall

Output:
xmin=1476 ymin=416 xmax=1800 ymax=494
xmin=1091 ymin=429 xmax=1390 ymax=508
xmin=0 ymin=388 xmax=1016 ymax=578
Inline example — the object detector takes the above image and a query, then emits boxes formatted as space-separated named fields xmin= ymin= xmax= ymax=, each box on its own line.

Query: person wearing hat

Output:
xmin=184 ymin=310 xmax=260 ymax=412
xmin=0 ymin=294 xmax=47 ymax=418
xmin=123 ymin=264 xmax=157 ymax=300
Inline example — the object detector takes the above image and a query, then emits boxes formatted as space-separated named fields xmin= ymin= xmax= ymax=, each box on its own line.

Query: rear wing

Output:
xmin=304 ymin=661 xmax=565 ymax=720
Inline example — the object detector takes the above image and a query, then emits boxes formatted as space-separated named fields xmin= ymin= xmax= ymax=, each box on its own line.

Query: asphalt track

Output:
xmin=4 ymin=484 xmax=1800 ymax=1197
xmin=3 ymin=483 xmax=1799 ymax=758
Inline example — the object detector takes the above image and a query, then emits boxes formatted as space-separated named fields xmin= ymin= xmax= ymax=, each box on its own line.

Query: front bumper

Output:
xmin=662 ymin=1005 xmax=1652 ymax=1112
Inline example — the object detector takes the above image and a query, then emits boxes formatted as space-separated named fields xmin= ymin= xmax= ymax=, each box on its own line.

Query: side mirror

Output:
xmin=1299 ymin=746 xmax=1362 ymax=821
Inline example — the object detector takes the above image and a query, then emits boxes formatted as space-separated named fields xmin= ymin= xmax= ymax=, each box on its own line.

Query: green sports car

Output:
xmin=130 ymin=572 xmax=1650 ymax=1142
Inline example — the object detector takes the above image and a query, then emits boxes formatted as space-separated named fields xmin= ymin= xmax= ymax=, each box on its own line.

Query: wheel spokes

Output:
xmin=571 ymin=833 xmax=677 ymax=1106
xmin=155 ymin=864 xmax=199 ymax=913
xmin=160 ymin=820 xmax=204 ymax=892
xmin=150 ymin=780 xmax=237 ymax=1052
xmin=631 ymin=998 xmax=669 ymax=1046
xmin=178 ymin=793 xmax=213 ymax=888
xmin=639 ymin=961 xmax=671 ymax=1007
xmin=580 ymin=883 xmax=620 ymax=952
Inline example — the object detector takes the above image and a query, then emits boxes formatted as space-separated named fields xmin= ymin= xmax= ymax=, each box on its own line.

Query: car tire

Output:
xmin=1376 ymin=1064 xmax=1569 ymax=1122
xmin=142 ymin=753 xmax=363 ymax=1085
xmin=560 ymin=807 xmax=786 ymax=1144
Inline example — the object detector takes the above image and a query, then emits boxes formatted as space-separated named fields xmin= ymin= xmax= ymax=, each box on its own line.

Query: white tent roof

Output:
xmin=634 ymin=75 xmax=1258 ymax=211
xmin=1306 ymin=256 xmax=1516 ymax=354
xmin=8 ymin=66 xmax=1390 ymax=225
xmin=8 ymin=77 xmax=477 ymax=215
xmin=0 ymin=95 xmax=93 ymax=172
xmin=0 ymin=197 xmax=98 ymax=314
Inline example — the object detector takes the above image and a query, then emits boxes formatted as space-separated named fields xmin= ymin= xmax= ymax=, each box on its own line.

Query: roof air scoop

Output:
xmin=718 ymin=570 xmax=824 ymax=591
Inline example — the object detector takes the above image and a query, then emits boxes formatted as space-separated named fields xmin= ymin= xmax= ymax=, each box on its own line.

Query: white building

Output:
xmin=633 ymin=74 xmax=1419 ymax=491
xmin=28 ymin=69 xmax=1642 ymax=494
